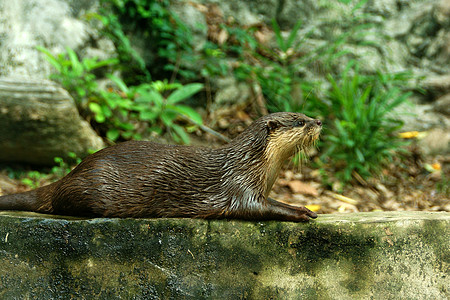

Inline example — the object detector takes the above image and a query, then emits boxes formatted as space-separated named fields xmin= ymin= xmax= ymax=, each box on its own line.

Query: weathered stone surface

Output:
xmin=0 ymin=0 xmax=112 ymax=78
xmin=172 ymin=1 xmax=208 ymax=52
xmin=0 ymin=211 xmax=448 ymax=299
xmin=419 ymin=127 xmax=450 ymax=155
xmin=434 ymin=93 xmax=450 ymax=116
xmin=423 ymin=75 xmax=450 ymax=99
xmin=0 ymin=77 xmax=104 ymax=165
xmin=213 ymin=76 xmax=250 ymax=108
xmin=434 ymin=0 xmax=450 ymax=28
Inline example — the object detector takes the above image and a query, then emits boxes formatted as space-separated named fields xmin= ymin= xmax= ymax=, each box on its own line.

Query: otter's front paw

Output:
xmin=296 ymin=206 xmax=318 ymax=221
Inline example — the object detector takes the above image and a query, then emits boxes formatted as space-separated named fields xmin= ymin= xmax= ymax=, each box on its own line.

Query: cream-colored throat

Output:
xmin=263 ymin=134 xmax=298 ymax=198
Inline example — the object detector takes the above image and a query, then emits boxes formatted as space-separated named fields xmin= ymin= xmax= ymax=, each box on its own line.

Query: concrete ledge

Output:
xmin=0 ymin=211 xmax=448 ymax=299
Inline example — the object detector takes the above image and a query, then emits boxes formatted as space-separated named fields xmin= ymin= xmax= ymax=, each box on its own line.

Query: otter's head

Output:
xmin=261 ymin=112 xmax=322 ymax=195
xmin=223 ymin=112 xmax=322 ymax=198
xmin=229 ymin=112 xmax=322 ymax=158
xmin=264 ymin=112 xmax=322 ymax=157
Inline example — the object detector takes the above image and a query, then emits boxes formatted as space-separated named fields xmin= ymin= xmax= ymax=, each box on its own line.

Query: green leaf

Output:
xmin=88 ymin=102 xmax=105 ymax=123
xmin=352 ymin=0 xmax=369 ymax=13
xmin=271 ymin=18 xmax=285 ymax=51
xmin=171 ymin=124 xmax=190 ymax=144
xmin=386 ymin=91 xmax=411 ymax=111
xmin=286 ymin=20 xmax=302 ymax=49
xmin=21 ymin=178 xmax=35 ymax=188
xmin=150 ymin=80 xmax=182 ymax=93
xmin=167 ymin=105 xmax=203 ymax=125
xmin=118 ymin=122 xmax=134 ymax=131
xmin=356 ymin=148 xmax=365 ymax=162
xmin=54 ymin=157 xmax=64 ymax=164
xmin=144 ymin=89 xmax=164 ymax=107
xmin=89 ymin=102 xmax=101 ymax=113
xmin=139 ymin=110 xmax=158 ymax=121
xmin=36 ymin=46 xmax=62 ymax=72
xmin=166 ymin=83 xmax=203 ymax=105
xmin=66 ymin=47 xmax=83 ymax=76
xmin=149 ymin=126 xmax=163 ymax=135
xmin=160 ymin=111 xmax=177 ymax=126
xmin=85 ymin=58 xmax=119 ymax=70
xmin=102 ymin=105 xmax=112 ymax=118
xmin=107 ymin=74 xmax=129 ymax=95
xmin=121 ymin=130 xmax=134 ymax=139
xmin=106 ymin=129 xmax=120 ymax=141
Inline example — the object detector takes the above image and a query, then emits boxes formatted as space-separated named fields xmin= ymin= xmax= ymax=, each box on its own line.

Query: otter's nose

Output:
xmin=315 ymin=120 xmax=322 ymax=126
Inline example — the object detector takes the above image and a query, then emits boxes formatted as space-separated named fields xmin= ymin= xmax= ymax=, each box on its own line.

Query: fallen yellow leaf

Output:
xmin=398 ymin=131 xmax=419 ymax=139
xmin=424 ymin=163 xmax=442 ymax=172
xmin=305 ymin=204 xmax=321 ymax=212
xmin=398 ymin=131 xmax=428 ymax=139
xmin=431 ymin=163 xmax=441 ymax=171
xmin=331 ymin=193 xmax=359 ymax=205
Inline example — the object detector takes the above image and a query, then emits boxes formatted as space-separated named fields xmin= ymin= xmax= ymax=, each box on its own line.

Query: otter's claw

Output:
xmin=302 ymin=206 xmax=318 ymax=219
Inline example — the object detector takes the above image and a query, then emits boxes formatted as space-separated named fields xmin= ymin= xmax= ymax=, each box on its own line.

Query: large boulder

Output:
xmin=0 ymin=0 xmax=113 ymax=78
xmin=0 ymin=211 xmax=448 ymax=298
xmin=0 ymin=77 xmax=104 ymax=165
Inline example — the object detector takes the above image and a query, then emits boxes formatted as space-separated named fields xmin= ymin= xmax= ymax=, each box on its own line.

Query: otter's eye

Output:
xmin=294 ymin=120 xmax=305 ymax=127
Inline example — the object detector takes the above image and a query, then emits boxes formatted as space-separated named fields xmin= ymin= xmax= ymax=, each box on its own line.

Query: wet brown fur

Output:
xmin=0 ymin=112 xmax=322 ymax=222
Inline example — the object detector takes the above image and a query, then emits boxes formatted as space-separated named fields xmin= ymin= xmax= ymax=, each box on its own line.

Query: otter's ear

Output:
xmin=266 ymin=120 xmax=280 ymax=132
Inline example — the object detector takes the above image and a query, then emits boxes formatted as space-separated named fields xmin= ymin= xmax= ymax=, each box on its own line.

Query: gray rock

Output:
xmin=434 ymin=93 xmax=450 ymax=116
xmin=217 ymin=0 xmax=262 ymax=26
xmin=0 ymin=0 xmax=104 ymax=78
xmin=423 ymin=74 xmax=450 ymax=99
xmin=393 ymin=98 xmax=449 ymax=131
xmin=419 ymin=127 xmax=450 ymax=155
xmin=172 ymin=1 xmax=208 ymax=52
xmin=276 ymin=0 xmax=319 ymax=29
xmin=426 ymin=29 xmax=450 ymax=68
xmin=383 ymin=40 xmax=411 ymax=72
xmin=384 ymin=14 xmax=413 ymax=38
xmin=0 ymin=77 xmax=104 ymax=165
xmin=366 ymin=0 xmax=399 ymax=17
xmin=434 ymin=0 xmax=450 ymax=27
xmin=213 ymin=76 xmax=250 ymax=108
xmin=81 ymin=37 xmax=117 ymax=63
xmin=341 ymin=45 xmax=384 ymax=73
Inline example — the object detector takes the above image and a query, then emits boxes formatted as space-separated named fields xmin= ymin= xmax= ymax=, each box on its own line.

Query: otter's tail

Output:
xmin=0 ymin=190 xmax=40 ymax=212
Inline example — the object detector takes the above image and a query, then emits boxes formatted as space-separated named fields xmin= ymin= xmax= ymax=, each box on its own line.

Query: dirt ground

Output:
xmin=271 ymin=150 xmax=450 ymax=215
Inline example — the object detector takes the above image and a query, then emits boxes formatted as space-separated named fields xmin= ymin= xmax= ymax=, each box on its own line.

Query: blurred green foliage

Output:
xmin=321 ymin=62 xmax=412 ymax=183
xmin=97 ymin=0 xmax=195 ymax=83
xmin=34 ymin=0 xmax=414 ymax=185
xmin=436 ymin=173 xmax=449 ymax=196
xmin=16 ymin=152 xmax=82 ymax=189
xmin=37 ymin=47 xmax=203 ymax=144
xmin=232 ymin=19 xmax=312 ymax=113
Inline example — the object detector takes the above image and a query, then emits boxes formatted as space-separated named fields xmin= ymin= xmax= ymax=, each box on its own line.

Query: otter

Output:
xmin=0 ymin=112 xmax=322 ymax=222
